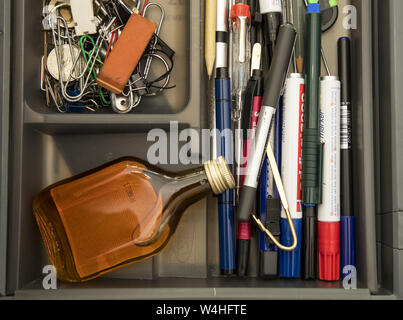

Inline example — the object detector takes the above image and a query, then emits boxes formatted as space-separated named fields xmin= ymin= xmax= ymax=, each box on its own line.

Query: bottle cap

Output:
xmin=204 ymin=157 xmax=236 ymax=195
xmin=318 ymin=221 xmax=340 ymax=281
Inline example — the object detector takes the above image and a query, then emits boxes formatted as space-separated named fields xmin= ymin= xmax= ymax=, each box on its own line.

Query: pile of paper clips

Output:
xmin=40 ymin=0 xmax=175 ymax=113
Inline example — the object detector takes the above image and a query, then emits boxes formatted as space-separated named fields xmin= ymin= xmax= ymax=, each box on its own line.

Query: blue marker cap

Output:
xmin=279 ymin=219 xmax=302 ymax=278
xmin=341 ymin=216 xmax=356 ymax=277
xmin=307 ymin=3 xmax=321 ymax=14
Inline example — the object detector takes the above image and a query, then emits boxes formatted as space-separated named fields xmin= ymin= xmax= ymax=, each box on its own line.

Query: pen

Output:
xmin=259 ymin=0 xmax=282 ymax=67
xmin=318 ymin=76 xmax=341 ymax=281
xmin=279 ymin=73 xmax=305 ymax=278
xmin=238 ymin=23 xmax=296 ymax=225
xmin=338 ymin=37 xmax=356 ymax=278
xmin=215 ymin=0 xmax=236 ymax=275
xmin=230 ymin=3 xmax=251 ymax=205
xmin=237 ymin=43 xmax=263 ymax=277
xmin=205 ymin=0 xmax=217 ymax=79
xmin=301 ymin=2 xmax=322 ymax=280
xmin=259 ymin=97 xmax=282 ymax=278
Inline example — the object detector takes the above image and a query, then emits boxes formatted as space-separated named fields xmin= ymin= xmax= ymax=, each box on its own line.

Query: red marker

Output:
xmin=318 ymin=76 xmax=341 ymax=281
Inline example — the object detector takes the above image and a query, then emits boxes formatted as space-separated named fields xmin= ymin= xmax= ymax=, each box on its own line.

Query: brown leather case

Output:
xmin=97 ymin=13 xmax=157 ymax=94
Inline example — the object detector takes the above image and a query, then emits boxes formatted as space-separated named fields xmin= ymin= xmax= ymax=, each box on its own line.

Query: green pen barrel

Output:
xmin=302 ymin=3 xmax=322 ymax=206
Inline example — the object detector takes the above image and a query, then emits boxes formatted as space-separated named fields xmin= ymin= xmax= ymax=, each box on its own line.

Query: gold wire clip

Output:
xmin=251 ymin=143 xmax=298 ymax=252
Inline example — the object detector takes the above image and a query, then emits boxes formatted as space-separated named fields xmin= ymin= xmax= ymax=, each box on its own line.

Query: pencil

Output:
xmin=205 ymin=0 xmax=216 ymax=79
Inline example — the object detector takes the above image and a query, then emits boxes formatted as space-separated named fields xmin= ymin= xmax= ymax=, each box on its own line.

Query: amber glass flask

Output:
xmin=33 ymin=156 xmax=235 ymax=282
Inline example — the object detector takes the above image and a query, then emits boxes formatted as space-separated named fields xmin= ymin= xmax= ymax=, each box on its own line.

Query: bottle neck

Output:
xmin=167 ymin=168 xmax=211 ymax=195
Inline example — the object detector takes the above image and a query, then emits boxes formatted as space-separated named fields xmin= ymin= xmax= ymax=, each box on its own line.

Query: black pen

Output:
xmin=238 ymin=23 xmax=296 ymax=227
xmin=237 ymin=43 xmax=263 ymax=277
xmin=338 ymin=37 xmax=356 ymax=277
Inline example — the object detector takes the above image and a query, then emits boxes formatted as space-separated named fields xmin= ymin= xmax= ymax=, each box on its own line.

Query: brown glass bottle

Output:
xmin=33 ymin=156 xmax=234 ymax=283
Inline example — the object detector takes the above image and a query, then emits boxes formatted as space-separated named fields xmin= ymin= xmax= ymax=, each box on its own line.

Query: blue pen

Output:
xmin=215 ymin=0 xmax=236 ymax=275
xmin=279 ymin=73 xmax=305 ymax=278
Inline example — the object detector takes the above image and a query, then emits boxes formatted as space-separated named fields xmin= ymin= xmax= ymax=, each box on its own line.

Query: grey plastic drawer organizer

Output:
xmin=0 ymin=0 xmax=386 ymax=299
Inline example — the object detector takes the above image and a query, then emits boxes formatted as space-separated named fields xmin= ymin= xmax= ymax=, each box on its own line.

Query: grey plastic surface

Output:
xmin=376 ymin=0 xmax=403 ymax=215
xmin=380 ymin=212 xmax=403 ymax=250
xmin=12 ymin=278 xmax=372 ymax=300
xmin=374 ymin=0 xmax=403 ymax=299
xmin=3 ymin=0 xmax=380 ymax=299
xmin=0 ymin=0 xmax=11 ymax=297
xmin=380 ymin=244 xmax=403 ymax=299
xmin=349 ymin=0 xmax=378 ymax=294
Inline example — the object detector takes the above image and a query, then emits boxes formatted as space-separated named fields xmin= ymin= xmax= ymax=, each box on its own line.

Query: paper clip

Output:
xmin=251 ymin=143 xmax=298 ymax=252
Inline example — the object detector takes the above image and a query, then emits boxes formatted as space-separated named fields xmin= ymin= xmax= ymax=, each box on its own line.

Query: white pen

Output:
xmin=238 ymin=23 xmax=296 ymax=222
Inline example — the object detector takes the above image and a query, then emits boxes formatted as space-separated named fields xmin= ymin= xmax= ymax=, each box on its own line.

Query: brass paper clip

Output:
xmin=251 ymin=143 xmax=298 ymax=252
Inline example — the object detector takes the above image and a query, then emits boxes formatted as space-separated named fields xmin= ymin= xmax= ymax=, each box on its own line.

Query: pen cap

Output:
xmin=302 ymin=206 xmax=317 ymax=280
xmin=338 ymin=37 xmax=351 ymax=104
xmin=307 ymin=2 xmax=321 ymax=14
xmin=318 ymin=221 xmax=340 ymax=281
xmin=259 ymin=0 xmax=282 ymax=14
xmin=340 ymin=216 xmax=356 ymax=276
xmin=230 ymin=4 xmax=251 ymax=20
xmin=279 ymin=219 xmax=302 ymax=278
xmin=260 ymin=251 xmax=278 ymax=279
xmin=262 ymin=23 xmax=296 ymax=108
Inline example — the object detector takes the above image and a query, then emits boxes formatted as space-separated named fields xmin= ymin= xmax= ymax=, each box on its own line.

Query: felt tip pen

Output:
xmin=238 ymin=23 xmax=296 ymax=225
xmin=338 ymin=37 xmax=356 ymax=277
xmin=237 ymin=43 xmax=263 ymax=277
xmin=215 ymin=0 xmax=236 ymax=275
xmin=318 ymin=76 xmax=341 ymax=281
xmin=301 ymin=2 xmax=322 ymax=280
xmin=279 ymin=73 xmax=305 ymax=278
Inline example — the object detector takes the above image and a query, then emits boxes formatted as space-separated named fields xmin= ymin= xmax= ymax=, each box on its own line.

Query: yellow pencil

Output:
xmin=205 ymin=0 xmax=216 ymax=79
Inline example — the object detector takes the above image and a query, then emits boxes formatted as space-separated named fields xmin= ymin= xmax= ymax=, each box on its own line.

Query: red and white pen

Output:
xmin=318 ymin=76 xmax=341 ymax=281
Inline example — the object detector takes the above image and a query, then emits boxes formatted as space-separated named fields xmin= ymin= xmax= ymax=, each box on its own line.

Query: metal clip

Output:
xmin=251 ymin=143 xmax=298 ymax=252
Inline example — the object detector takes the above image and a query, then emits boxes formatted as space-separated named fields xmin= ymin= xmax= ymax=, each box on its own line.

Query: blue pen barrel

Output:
xmin=280 ymin=74 xmax=306 ymax=278
xmin=215 ymin=76 xmax=236 ymax=274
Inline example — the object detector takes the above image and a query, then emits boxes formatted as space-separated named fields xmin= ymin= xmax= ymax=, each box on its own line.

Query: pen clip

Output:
xmin=251 ymin=43 xmax=262 ymax=77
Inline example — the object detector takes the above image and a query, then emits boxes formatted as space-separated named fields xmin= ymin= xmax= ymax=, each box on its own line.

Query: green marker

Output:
xmin=302 ymin=2 xmax=322 ymax=280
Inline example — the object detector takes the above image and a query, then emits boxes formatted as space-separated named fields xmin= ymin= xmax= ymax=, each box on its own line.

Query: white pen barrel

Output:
xmin=243 ymin=105 xmax=276 ymax=188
